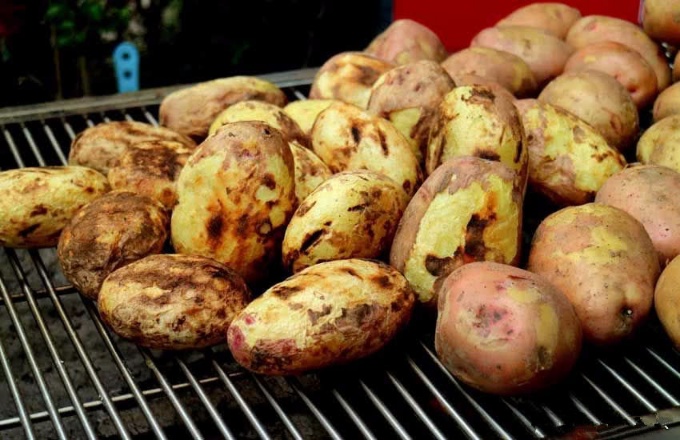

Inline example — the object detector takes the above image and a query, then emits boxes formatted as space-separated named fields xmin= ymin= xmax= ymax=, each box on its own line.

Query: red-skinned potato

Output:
xmin=643 ymin=0 xmax=680 ymax=46
xmin=497 ymin=2 xmax=582 ymax=39
xmin=365 ymin=19 xmax=448 ymax=65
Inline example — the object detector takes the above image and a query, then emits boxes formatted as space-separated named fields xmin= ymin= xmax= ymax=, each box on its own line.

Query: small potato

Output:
xmin=367 ymin=60 xmax=455 ymax=163
xmin=68 ymin=121 xmax=196 ymax=175
xmin=528 ymin=203 xmax=660 ymax=345
xmin=596 ymin=165 xmax=680 ymax=265
xmin=282 ymin=171 xmax=407 ymax=273
xmin=311 ymin=101 xmax=422 ymax=196
xmin=289 ymin=141 xmax=332 ymax=205
xmin=208 ymin=100 xmax=308 ymax=146
xmin=538 ymin=70 xmax=639 ymax=152
xmin=309 ymin=52 xmax=394 ymax=108
xmin=283 ymin=99 xmax=335 ymax=136
xmin=448 ymin=74 xmax=518 ymax=103
xmin=653 ymin=82 xmax=680 ymax=122
xmin=515 ymin=99 xmax=626 ymax=206
xmin=0 ymin=166 xmax=110 ymax=248
xmin=564 ymin=42 xmax=658 ymax=109
xmin=171 ymin=121 xmax=295 ymax=284
xmin=99 ymin=254 xmax=250 ymax=351
xmin=655 ymin=255 xmax=680 ymax=349
xmin=227 ymin=259 xmax=415 ymax=375
xmin=497 ymin=2 xmax=582 ymax=39
xmin=637 ymin=115 xmax=680 ymax=163
xmin=471 ymin=26 xmax=574 ymax=87
xmin=442 ymin=47 xmax=538 ymax=98
xmin=107 ymin=140 xmax=193 ymax=209
xmin=390 ymin=157 xmax=524 ymax=306
xmin=643 ymin=0 xmax=680 ymax=46
xmin=566 ymin=15 xmax=671 ymax=90
xmin=159 ymin=76 xmax=287 ymax=141
xmin=58 ymin=191 xmax=168 ymax=300
xmin=365 ymin=19 xmax=448 ymax=65
xmin=436 ymin=262 xmax=582 ymax=395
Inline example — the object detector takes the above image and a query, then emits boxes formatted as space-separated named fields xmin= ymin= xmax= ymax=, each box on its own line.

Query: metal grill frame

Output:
xmin=0 ymin=68 xmax=679 ymax=439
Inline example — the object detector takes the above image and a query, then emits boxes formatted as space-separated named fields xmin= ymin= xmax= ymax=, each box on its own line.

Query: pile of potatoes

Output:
xmin=5 ymin=1 xmax=680 ymax=396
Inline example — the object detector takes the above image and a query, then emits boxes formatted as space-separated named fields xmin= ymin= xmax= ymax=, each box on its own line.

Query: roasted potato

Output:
xmin=515 ymin=99 xmax=626 ymax=206
xmin=655 ymin=255 xmax=680 ymax=349
xmin=159 ymin=76 xmax=287 ymax=141
xmin=637 ymin=115 xmax=680 ymax=164
xmin=367 ymin=60 xmax=455 ymax=163
xmin=653 ymin=82 xmax=680 ymax=122
xmin=527 ymin=203 xmax=660 ymax=345
xmin=99 ymin=254 xmax=250 ymax=350
xmin=227 ymin=259 xmax=415 ymax=375
xmin=538 ymin=70 xmax=639 ymax=151
xmin=68 ymin=121 xmax=196 ymax=174
xmin=289 ymin=141 xmax=332 ymax=205
xmin=309 ymin=52 xmax=394 ymax=109
xmin=497 ymin=2 xmax=582 ymax=39
xmin=390 ymin=157 xmax=523 ymax=306
xmin=283 ymin=99 xmax=335 ymax=136
xmin=58 ymin=191 xmax=168 ymax=300
xmin=365 ymin=19 xmax=448 ymax=65
xmin=171 ymin=121 xmax=296 ymax=284
xmin=436 ymin=262 xmax=582 ymax=395
xmin=0 ymin=166 xmax=110 ymax=248
xmin=643 ymin=0 xmax=680 ymax=46
xmin=282 ymin=171 xmax=407 ymax=273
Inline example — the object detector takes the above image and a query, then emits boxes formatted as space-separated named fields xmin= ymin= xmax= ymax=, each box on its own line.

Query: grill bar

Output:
xmin=386 ymin=371 xmax=447 ymax=440
xmin=252 ymin=375 xmax=305 ymax=440
xmin=360 ymin=380 xmax=412 ymax=440
xmin=583 ymin=375 xmax=637 ymax=426
xmin=0 ymin=334 xmax=34 ymax=438
xmin=333 ymin=388 xmax=377 ymax=440
xmin=289 ymin=378 xmax=343 ymax=440
xmin=624 ymin=357 xmax=680 ymax=406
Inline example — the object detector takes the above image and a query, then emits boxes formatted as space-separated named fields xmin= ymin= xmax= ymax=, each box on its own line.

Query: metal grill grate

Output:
xmin=0 ymin=68 xmax=679 ymax=439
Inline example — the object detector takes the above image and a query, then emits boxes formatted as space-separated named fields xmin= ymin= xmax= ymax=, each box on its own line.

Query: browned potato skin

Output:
xmin=564 ymin=42 xmax=658 ymax=109
xmin=68 ymin=121 xmax=196 ymax=175
xmin=538 ymin=70 xmax=640 ymax=151
xmin=470 ymin=26 xmax=574 ymax=87
xmin=58 ymin=191 xmax=168 ymax=300
xmin=596 ymin=165 xmax=680 ymax=265
xmin=309 ymin=52 xmax=394 ymax=109
xmin=227 ymin=259 xmax=415 ymax=375
xmin=655 ymin=255 xmax=680 ymax=349
xmin=450 ymin=74 xmax=517 ymax=102
xmin=566 ymin=15 xmax=671 ymax=90
xmin=497 ymin=3 xmax=582 ymax=39
xmin=99 ymin=254 xmax=250 ymax=351
xmin=365 ymin=19 xmax=448 ymax=65
xmin=653 ymin=82 xmax=680 ymax=122
xmin=528 ymin=203 xmax=660 ymax=345
xmin=436 ymin=262 xmax=582 ymax=395
xmin=289 ymin=141 xmax=332 ymax=206
xmin=643 ymin=0 xmax=680 ymax=46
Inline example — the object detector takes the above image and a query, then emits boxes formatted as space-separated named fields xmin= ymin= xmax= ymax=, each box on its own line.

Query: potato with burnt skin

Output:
xmin=365 ymin=19 xmax=448 ymax=65
xmin=288 ymin=141 xmax=332 ymax=205
xmin=0 ymin=166 xmax=110 ymax=248
xmin=283 ymin=99 xmax=335 ymax=136
xmin=436 ymin=262 xmax=582 ymax=395
xmin=653 ymin=82 xmax=680 ymax=122
xmin=637 ymin=115 xmax=680 ymax=172
xmin=497 ymin=2 xmax=582 ymax=39
xmin=655 ymin=255 xmax=680 ymax=349
xmin=58 ymin=191 xmax=168 ymax=300
xmin=390 ymin=157 xmax=523 ymax=307
xmin=528 ymin=203 xmax=660 ymax=345
xmin=227 ymin=259 xmax=415 ymax=375
xmin=99 ymin=254 xmax=250 ymax=351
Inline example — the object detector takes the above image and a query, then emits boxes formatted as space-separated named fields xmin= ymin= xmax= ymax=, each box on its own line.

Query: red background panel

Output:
xmin=394 ymin=0 xmax=643 ymax=51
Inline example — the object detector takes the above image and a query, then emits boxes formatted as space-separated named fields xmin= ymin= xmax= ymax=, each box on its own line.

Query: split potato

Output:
xmin=653 ymin=82 xmax=680 ymax=122
xmin=289 ymin=141 xmax=332 ymax=206
xmin=283 ymin=99 xmax=335 ymax=136
xmin=642 ymin=0 xmax=680 ymax=46
xmin=497 ymin=2 xmax=582 ymax=39
xmin=655 ymin=255 xmax=680 ymax=349
xmin=365 ymin=19 xmax=448 ymax=65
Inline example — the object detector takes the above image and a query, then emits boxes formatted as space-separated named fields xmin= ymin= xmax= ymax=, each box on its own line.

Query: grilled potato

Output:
xmin=289 ymin=141 xmax=332 ymax=206
xmin=283 ymin=99 xmax=335 ymax=136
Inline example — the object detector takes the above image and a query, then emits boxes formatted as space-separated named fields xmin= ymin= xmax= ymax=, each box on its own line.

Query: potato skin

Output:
xmin=527 ymin=203 xmax=660 ymax=345
xmin=365 ymin=19 xmax=448 ymax=65
xmin=653 ymin=82 xmax=680 ymax=122
xmin=283 ymin=99 xmax=335 ymax=136
xmin=436 ymin=262 xmax=582 ymax=395
xmin=99 ymin=254 xmax=250 ymax=351
xmin=227 ymin=259 xmax=415 ymax=375
xmin=0 ymin=166 xmax=110 ymax=248
xmin=390 ymin=157 xmax=523 ymax=306
xmin=282 ymin=171 xmax=407 ymax=273
xmin=171 ymin=121 xmax=295 ymax=284
xmin=159 ymin=76 xmax=287 ymax=141
xmin=68 ymin=121 xmax=196 ymax=174
xmin=289 ymin=141 xmax=332 ymax=206
xmin=450 ymin=74 xmax=517 ymax=103
xmin=655 ymin=255 xmax=680 ymax=349
xmin=643 ymin=0 xmax=680 ymax=46
xmin=637 ymin=115 xmax=680 ymax=164
xmin=58 ymin=191 xmax=168 ymax=300
xmin=497 ymin=3 xmax=582 ymax=39
xmin=515 ymin=99 xmax=626 ymax=206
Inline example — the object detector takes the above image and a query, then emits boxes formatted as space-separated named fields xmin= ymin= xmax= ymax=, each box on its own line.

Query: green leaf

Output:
xmin=45 ymin=4 xmax=67 ymax=20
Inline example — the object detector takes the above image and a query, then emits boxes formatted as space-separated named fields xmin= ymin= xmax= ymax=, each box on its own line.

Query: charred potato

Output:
xmin=365 ymin=19 xmax=448 ymax=65
xmin=283 ymin=99 xmax=335 ymax=136
xmin=643 ymin=0 xmax=680 ymax=46
xmin=653 ymin=82 xmax=680 ymax=122
xmin=655 ymin=255 xmax=680 ymax=349
xmin=289 ymin=141 xmax=332 ymax=205
xmin=497 ymin=2 xmax=582 ymax=39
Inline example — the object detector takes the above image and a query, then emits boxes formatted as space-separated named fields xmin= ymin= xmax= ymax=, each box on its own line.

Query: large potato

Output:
xmin=655 ymin=255 xmax=680 ymax=349
xmin=310 ymin=101 xmax=422 ymax=196
xmin=596 ymin=165 xmax=680 ymax=265
xmin=471 ymin=26 xmax=574 ymax=87
xmin=653 ymin=82 xmax=680 ymax=122
xmin=637 ymin=115 xmax=680 ymax=164
xmin=538 ymin=70 xmax=639 ymax=152
xmin=367 ymin=60 xmax=455 ymax=163
xmin=0 ymin=166 xmax=109 ymax=248
xmin=566 ymin=15 xmax=671 ymax=90
xmin=171 ymin=121 xmax=295 ymax=284
xmin=643 ymin=0 xmax=680 ymax=46
xmin=227 ymin=259 xmax=415 ymax=375
xmin=289 ymin=141 xmax=332 ymax=206
xmin=441 ymin=47 xmax=538 ymax=98
xmin=283 ymin=99 xmax=335 ymax=136
xmin=527 ymin=203 xmax=660 ymax=345
xmin=68 ymin=121 xmax=196 ymax=174
xmin=99 ymin=254 xmax=250 ymax=351
xmin=564 ymin=42 xmax=658 ymax=109
xmin=390 ymin=157 xmax=523 ymax=306
xmin=365 ymin=19 xmax=448 ymax=65
xmin=309 ymin=52 xmax=394 ymax=109
xmin=159 ymin=76 xmax=287 ymax=141
xmin=515 ymin=99 xmax=626 ymax=206
xmin=282 ymin=171 xmax=407 ymax=273
xmin=58 ymin=191 xmax=168 ymax=300
xmin=435 ymin=262 xmax=582 ymax=395
xmin=497 ymin=3 xmax=582 ymax=39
